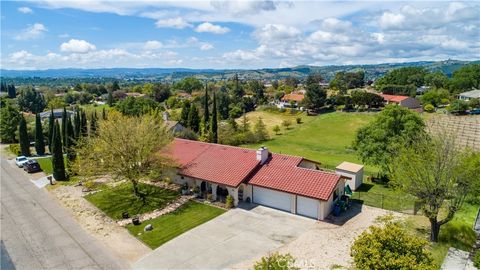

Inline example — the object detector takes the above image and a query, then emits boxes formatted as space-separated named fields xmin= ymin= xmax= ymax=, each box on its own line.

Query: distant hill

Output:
xmin=1 ymin=59 xmax=478 ymax=82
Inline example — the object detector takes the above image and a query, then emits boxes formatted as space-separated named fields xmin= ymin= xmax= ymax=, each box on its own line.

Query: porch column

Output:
xmin=211 ymin=184 xmax=218 ymax=201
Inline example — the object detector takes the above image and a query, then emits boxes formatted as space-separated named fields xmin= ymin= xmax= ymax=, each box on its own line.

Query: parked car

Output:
xmin=23 ymin=160 xmax=42 ymax=173
xmin=15 ymin=156 xmax=29 ymax=167
xmin=469 ymin=109 xmax=480 ymax=115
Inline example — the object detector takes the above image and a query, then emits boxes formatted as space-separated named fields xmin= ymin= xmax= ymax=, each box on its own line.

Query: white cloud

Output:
xmin=223 ymin=50 xmax=259 ymax=61
xmin=379 ymin=12 xmax=405 ymax=30
xmin=195 ymin=22 xmax=230 ymax=34
xmin=143 ymin=40 xmax=163 ymax=50
xmin=15 ymin=23 xmax=47 ymax=40
xmin=60 ymin=39 xmax=96 ymax=54
xmin=18 ymin=7 xmax=33 ymax=14
xmin=200 ymin=43 xmax=214 ymax=51
xmin=254 ymin=24 xmax=300 ymax=43
xmin=155 ymin=17 xmax=192 ymax=29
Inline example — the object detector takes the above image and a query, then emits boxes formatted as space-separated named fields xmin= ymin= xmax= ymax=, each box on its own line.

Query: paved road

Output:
xmin=0 ymin=157 xmax=129 ymax=270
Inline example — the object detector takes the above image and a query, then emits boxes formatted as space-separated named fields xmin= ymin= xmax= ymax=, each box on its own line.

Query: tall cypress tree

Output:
xmin=102 ymin=107 xmax=107 ymax=120
xmin=7 ymin=84 xmax=16 ymax=99
xmin=209 ymin=92 xmax=218 ymax=143
xmin=187 ymin=103 xmax=200 ymax=132
xmin=180 ymin=100 xmax=191 ymax=126
xmin=52 ymin=121 xmax=66 ymax=180
xmin=107 ymin=91 xmax=114 ymax=106
xmin=65 ymin=117 xmax=75 ymax=160
xmin=202 ymin=83 xmax=209 ymax=134
xmin=80 ymin=111 xmax=88 ymax=137
xmin=34 ymin=114 xmax=45 ymax=155
xmin=61 ymin=107 xmax=67 ymax=147
xmin=18 ymin=115 xmax=31 ymax=156
xmin=74 ymin=110 xmax=81 ymax=139
xmin=90 ymin=112 xmax=97 ymax=136
xmin=48 ymin=109 xmax=54 ymax=153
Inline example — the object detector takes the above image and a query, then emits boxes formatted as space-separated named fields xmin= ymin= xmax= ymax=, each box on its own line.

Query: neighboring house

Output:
xmin=166 ymin=138 xmax=363 ymax=220
xmin=39 ymin=109 xmax=74 ymax=120
xmin=163 ymin=111 xmax=185 ymax=133
xmin=380 ymin=94 xmax=421 ymax=109
xmin=125 ymin=92 xmax=146 ymax=98
xmin=416 ymin=86 xmax=430 ymax=95
xmin=458 ymin=89 xmax=480 ymax=101
xmin=277 ymin=93 xmax=305 ymax=108
xmin=176 ymin=92 xmax=192 ymax=100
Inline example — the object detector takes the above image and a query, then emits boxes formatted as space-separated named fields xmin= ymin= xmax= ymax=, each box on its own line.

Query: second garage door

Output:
xmin=253 ymin=186 xmax=292 ymax=212
xmin=296 ymin=195 xmax=319 ymax=219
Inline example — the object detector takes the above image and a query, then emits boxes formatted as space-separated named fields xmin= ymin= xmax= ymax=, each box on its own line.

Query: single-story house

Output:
xmin=125 ymin=92 xmax=146 ymax=98
xmin=39 ymin=109 xmax=74 ymax=120
xmin=162 ymin=112 xmax=185 ymax=133
xmin=380 ymin=94 xmax=421 ymax=109
xmin=277 ymin=93 xmax=305 ymax=109
xmin=166 ymin=139 xmax=363 ymax=220
xmin=458 ymin=89 xmax=480 ymax=101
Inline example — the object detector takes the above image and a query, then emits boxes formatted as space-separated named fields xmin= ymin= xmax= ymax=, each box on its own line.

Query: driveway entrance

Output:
xmin=133 ymin=205 xmax=315 ymax=269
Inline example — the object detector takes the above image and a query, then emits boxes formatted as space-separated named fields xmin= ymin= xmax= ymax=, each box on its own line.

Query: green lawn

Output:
xmin=242 ymin=111 xmax=377 ymax=174
xmin=85 ymin=182 xmax=180 ymax=220
xmin=350 ymin=181 xmax=417 ymax=212
xmin=34 ymin=156 xmax=54 ymax=174
xmin=126 ymin=201 xmax=226 ymax=249
xmin=403 ymin=202 xmax=479 ymax=268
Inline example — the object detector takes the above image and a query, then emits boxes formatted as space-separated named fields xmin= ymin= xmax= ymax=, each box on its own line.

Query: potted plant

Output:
xmin=181 ymin=183 xmax=189 ymax=195
xmin=192 ymin=186 xmax=200 ymax=197
xmin=225 ymin=195 xmax=234 ymax=209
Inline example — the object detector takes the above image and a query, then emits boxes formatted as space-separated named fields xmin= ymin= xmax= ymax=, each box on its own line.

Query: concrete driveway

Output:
xmin=133 ymin=205 xmax=315 ymax=270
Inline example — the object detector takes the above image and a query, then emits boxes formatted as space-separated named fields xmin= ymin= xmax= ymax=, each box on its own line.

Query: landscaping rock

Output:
xmin=144 ymin=224 xmax=153 ymax=231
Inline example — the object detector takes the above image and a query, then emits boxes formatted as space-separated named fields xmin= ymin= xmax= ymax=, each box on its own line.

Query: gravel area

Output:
xmin=232 ymin=204 xmax=401 ymax=270
xmin=49 ymin=185 xmax=151 ymax=264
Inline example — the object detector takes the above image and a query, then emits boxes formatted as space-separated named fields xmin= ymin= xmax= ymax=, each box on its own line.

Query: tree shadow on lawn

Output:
xmin=85 ymin=182 xmax=180 ymax=220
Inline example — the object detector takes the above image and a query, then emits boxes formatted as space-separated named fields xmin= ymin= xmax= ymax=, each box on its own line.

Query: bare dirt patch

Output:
xmin=49 ymin=185 xmax=151 ymax=264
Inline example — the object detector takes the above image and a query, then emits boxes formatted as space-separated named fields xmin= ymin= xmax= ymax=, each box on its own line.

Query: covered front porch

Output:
xmin=194 ymin=180 xmax=252 ymax=207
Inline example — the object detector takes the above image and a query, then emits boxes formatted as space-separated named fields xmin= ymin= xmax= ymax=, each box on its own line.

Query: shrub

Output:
xmin=282 ymin=120 xmax=292 ymax=130
xmin=175 ymin=128 xmax=198 ymax=140
xmin=424 ymin=104 xmax=435 ymax=113
xmin=225 ymin=195 xmax=234 ymax=208
xmin=296 ymin=117 xmax=302 ymax=124
xmin=273 ymin=125 xmax=281 ymax=135
xmin=9 ymin=144 xmax=21 ymax=155
xmin=351 ymin=220 xmax=434 ymax=270
xmin=474 ymin=250 xmax=480 ymax=268
xmin=206 ymin=193 xmax=213 ymax=202
xmin=253 ymin=253 xmax=299 ymax=270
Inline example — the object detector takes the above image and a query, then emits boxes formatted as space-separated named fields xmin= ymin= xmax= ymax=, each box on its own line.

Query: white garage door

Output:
xmin=253 ymin=186 xmax=291 ymax=212
xmin=296 ymin=196 xmax=319 ymax=219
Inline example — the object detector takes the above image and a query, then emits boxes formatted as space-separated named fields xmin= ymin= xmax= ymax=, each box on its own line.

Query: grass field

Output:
xmin=242 ymin=111 xmax=377 ymax=174
xmin=34 ymin=156 xmax=54 ymax=174
xmin=403 ymin=202 xmax=479 ymax=268
xmin=126 ymin=201 xmax=225 ymax=249
xmin=85 ymin=182 xmax=180 ymax=220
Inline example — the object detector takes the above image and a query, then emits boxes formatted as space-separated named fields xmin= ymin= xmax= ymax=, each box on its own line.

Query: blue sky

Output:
xmin=1 ymin=1 xmax=479 ymax=70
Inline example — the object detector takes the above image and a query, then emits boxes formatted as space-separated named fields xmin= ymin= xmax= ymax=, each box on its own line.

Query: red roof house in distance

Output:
xmin=380 ymin=94 xmax=421 ymax=109
xmin=166 ymin=138 xmax=363 ymax=220
xmin=277 ymin=92 xmax=305 ymax=109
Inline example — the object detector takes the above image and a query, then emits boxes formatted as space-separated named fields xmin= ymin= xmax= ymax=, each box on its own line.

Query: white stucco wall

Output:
xmin=335 ymin=168 xmax=363 ymax=190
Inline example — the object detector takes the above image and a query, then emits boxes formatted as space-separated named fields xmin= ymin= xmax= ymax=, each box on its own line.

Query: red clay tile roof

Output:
xmin=380 ymin=94 xmax=409 ymax=103
xmin=281 ymin=93 xmax=304 ymax=102
xmin=166 ymin=139 xmax=341 ymax=201
xmin=248 ymin=154 xmax=341 ymax=201
xmin=167 ymin=139 xmax=260 ymax=187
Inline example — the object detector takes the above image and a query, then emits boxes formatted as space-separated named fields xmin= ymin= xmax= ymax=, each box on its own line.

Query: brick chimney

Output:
xmin=256 ymin=146 xmax=269 ymax=165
